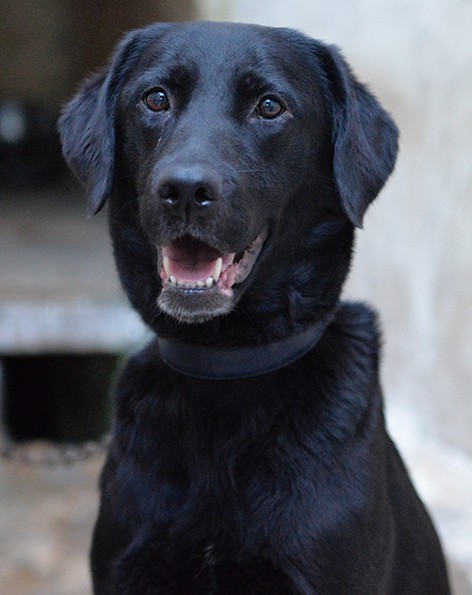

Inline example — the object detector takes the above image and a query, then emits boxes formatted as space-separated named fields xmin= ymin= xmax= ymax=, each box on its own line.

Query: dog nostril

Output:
xmin=194 ymin=186 xmax=215 ymax=208
xmin=159 ymin=183 xmax=180 ymax=207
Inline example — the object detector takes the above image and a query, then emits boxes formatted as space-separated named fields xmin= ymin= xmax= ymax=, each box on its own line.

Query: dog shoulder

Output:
xmin=327 ymin=301 xmax=383 ymax=381
xmin=334 ymin=302 xmax=381 ymax=344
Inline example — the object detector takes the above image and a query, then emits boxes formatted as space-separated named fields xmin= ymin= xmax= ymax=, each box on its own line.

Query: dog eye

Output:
xmin=143 ymin=88 xmax=170 ymax=112
xmin=256 ymin=96 xmax=285 ymax=119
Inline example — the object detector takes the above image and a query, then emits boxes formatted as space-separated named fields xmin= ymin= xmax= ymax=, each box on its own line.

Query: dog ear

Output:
xmin=59 ymin=25 xmax=170 ymax=216
xmin=319 ymin=45 xmax=399 ymax=228
xmin=59 ymin=70 xmax=114 ymax=216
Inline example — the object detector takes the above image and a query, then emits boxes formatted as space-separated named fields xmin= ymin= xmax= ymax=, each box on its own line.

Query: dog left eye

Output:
xmin=256 ymin=96 xmax=285 ymax=119
xmin=143 ymin=88 xmax=170 ymax=112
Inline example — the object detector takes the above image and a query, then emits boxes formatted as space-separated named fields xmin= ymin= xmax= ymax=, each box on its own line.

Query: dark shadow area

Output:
xmin=2 ymin=353 xmax=120 ymax=443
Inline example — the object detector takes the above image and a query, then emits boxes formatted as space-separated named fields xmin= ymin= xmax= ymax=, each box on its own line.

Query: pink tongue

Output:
xmin=171 ymin=259 xmax=217 ymax=282
xmin=162 ymin=237 xmax=235 ymax=282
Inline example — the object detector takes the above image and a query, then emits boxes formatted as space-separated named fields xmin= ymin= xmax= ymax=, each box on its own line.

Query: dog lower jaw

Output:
xmin=157 ymin=286 xmax=235 ymax=324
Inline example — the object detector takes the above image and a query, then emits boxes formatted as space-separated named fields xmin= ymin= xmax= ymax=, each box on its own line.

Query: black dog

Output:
xmin=59 ymin=21 xmax=450 ymax=594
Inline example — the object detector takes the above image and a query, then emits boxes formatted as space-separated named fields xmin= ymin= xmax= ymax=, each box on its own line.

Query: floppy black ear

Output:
xmin=59 ymin=70 xmax=114 ymax=216
xmin=320 ymin=45 xmax=399 ymax=228
xmin=59 ymin=24 xmax=170 ymax=216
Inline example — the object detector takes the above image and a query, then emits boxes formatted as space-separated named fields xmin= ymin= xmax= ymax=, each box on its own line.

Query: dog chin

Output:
xmin=157 ymin=285 xmax=235 ymax=324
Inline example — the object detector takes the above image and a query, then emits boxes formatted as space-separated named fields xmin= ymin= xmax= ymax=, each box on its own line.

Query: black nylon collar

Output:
xmin=157 ymin=320 xmax=329 ymax=380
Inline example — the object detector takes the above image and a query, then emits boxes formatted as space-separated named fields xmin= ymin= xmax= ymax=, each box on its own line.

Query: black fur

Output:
xmin=59 ymin=21 xmax=450 ymax=594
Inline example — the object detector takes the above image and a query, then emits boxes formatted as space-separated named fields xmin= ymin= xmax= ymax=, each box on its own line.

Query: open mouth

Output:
xmin=159 ymin=231 xmax=266 ymax=296
xmin=156 ymin=231 xmax=266 ymax=323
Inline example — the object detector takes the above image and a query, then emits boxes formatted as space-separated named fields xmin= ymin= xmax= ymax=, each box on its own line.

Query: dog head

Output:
xmin=59 ymin=22 xmax=397 ymax=338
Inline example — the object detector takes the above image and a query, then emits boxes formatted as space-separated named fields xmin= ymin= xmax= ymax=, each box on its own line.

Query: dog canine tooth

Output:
xmin=163 ymin=255 xmax=171 ymax=278
xmin=213 ymin=257 xmax=223 ymax=282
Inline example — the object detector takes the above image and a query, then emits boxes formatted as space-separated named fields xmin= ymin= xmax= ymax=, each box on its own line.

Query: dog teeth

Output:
xmin=213 ymin=257 xmax=222 ymax=282
xmin=167 ymin=276 xmax=214 ymax=289
xmin=163 ymin=255 xmax=171 ymax=277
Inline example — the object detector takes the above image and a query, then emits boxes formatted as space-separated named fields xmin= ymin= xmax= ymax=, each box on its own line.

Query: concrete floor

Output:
xmin=0 ymin=454 xmax=99 ymax=595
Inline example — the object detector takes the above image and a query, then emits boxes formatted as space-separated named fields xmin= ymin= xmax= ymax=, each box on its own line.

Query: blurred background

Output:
xmin=0 ymin=1 xmax=471 ymax=593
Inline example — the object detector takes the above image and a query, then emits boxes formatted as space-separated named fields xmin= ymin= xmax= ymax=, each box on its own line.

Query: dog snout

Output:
xmin=155 ymin=165 xmax=222 ymax=218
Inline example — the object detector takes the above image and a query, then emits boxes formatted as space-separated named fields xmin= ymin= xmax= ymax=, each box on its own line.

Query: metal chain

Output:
xmin=0 ymin=434 xmax=110 ymax=466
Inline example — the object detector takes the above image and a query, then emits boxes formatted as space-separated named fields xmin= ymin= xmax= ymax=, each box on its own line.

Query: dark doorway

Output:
xmin=2 ymin=353 xmax=119 ymax=443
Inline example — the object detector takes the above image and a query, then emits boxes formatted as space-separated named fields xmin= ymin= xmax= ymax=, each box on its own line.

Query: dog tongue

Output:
xmin=162 ymin=236 xmax=235 ymax=282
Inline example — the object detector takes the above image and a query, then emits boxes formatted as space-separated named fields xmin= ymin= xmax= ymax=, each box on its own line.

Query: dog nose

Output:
xmin=156 ymin=166 xmax=221 ymax=216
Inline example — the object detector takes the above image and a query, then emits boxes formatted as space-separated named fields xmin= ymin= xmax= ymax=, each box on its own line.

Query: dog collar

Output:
xmin=157 ymin=320 xmax=329 ymax=380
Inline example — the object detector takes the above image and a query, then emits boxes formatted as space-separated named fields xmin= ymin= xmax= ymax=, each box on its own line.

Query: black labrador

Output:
xmin=59 ymin=21 xmax=450 ymax=595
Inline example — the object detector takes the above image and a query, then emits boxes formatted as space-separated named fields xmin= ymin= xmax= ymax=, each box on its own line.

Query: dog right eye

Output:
xmin=143 ymin=88 xmax=170 ymax=112
xmin=255 ymin=96 xmax=285 ymax=119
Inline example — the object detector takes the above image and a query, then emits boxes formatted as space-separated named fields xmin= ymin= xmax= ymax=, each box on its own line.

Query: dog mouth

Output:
xmin=159 ymin=232 xmax=266 ymax=294
xmin=156 ymin=231 xmax=266 ymax=322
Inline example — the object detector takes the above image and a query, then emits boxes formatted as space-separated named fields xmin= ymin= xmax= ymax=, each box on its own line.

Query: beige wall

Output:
xmin=201 ymin=0 xmax=472 ymax=457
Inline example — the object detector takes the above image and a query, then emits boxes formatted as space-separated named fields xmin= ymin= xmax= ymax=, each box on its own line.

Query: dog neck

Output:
xmin=157 ymin=317 xmax=331 ymax=380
